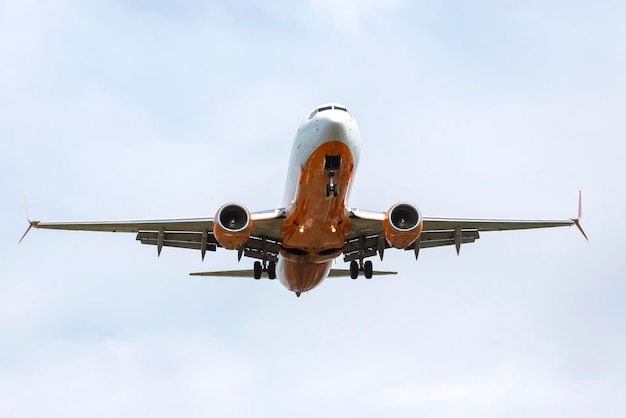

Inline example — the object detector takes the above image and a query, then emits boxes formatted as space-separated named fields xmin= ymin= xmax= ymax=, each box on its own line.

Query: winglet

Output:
xmin=572 ymin=190 xmax=588 ymax=241
xmin=19 ymin=197 xmax=39 ymax=244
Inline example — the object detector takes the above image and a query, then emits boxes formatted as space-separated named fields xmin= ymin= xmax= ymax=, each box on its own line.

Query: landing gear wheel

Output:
xmin=267 ymin=261 xmax=276 ymax=280
xmin=364 ymin=260 xmax=373 ymax=279
xmin=253 ymin=261 xmax=262 ymax=280
xmin=325 ymin=184 xmax=339 ymax=197
xmin=349 ymin=260 xmax=359 ymax=279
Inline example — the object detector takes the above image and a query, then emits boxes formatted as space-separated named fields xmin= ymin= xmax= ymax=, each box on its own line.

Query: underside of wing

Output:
xmin=345 ymin=206 xmax=582 ymax=262
xmin=28 ymin=208 xmax=286 ymax=260
xmin=30 ymin=217 xmax=214 ymax=233
xmin=422 ymin=217 xmax=575 ymax=232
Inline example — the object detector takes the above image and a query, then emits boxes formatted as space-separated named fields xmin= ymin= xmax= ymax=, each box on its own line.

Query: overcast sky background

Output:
xmin=1 ymin=1 xmax=625 ymax=417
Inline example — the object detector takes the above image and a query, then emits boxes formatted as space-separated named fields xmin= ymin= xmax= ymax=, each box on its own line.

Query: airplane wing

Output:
xmin=24 ymin=208 xmax=286 ymax=261
xmin=344 ymin=198 xmax=586 ymax=262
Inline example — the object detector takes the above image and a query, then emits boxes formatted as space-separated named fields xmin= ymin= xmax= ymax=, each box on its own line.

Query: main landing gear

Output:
xmin=349 ymin=259 xmax=373 ymax=279
xmin=253 ymin=260 xmax=276 ymax=280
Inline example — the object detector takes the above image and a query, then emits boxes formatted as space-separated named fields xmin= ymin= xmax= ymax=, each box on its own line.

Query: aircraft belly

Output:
xmin=276 ymin=258 xmax=332 ymax=296
xmin=277 ymin=140 xmax=355 ymax=294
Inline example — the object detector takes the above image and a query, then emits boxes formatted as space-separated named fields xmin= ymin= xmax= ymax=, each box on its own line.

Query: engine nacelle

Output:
xmin=383 ymin=203 xmax=423 ymax=249
xmin=213 ymin=203 xmax=252 ymax=250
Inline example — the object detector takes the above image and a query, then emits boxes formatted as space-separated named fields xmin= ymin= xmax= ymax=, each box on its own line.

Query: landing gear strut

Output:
xmin=325 ymin=155 xmax=341 ymax=197
xmin=325 ymin=182 xmax=338 ymax=198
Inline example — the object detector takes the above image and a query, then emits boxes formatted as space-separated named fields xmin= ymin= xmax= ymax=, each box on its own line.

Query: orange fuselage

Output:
xmin=276 ymin=107 xmax=360 ymax=295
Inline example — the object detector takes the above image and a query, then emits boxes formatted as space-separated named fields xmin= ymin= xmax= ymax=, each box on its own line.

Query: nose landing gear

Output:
xmin=326 ymin=182 xmax=338 ymax=198
xmin=324 ymin=155 xmax=341 ymax=198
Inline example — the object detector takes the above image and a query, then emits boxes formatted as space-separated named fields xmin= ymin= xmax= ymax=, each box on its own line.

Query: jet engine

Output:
xmin=213 ymin=203 xmax=252 ymax=250
xmin=383 ymin=203 xmax=423 ymax=249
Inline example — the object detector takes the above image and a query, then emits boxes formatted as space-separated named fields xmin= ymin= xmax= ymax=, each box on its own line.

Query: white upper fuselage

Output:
xmin=282 ymin=103 xmax=361 ymax=211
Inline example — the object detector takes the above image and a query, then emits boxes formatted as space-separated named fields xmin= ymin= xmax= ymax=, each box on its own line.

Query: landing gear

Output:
xmin=324 ymin=155 xmax=341 ymax=198
xmin=325 ymin=183 xmax=338 ymax=197
xmin=350 ymin=260 xmax=359 ymax=279
xmin=349 ymin=259 xmax=374 ymax=279
xmin=253 ymin=261 xmax=262 ymax=280
xmin=267 ymin=261 xmax=276 ymax=280
xmin=364 ymin=260 xmax=373 ymax=279
xmin=253 ymin=260 xmax=276 ymax=279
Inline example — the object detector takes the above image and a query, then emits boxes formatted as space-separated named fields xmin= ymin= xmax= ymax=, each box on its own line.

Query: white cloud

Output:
xmin=308 ymin=0 xmax=405 ymax=36
xmin=0 ymin=335 xmax=256 ymax=418
xmin=377 ymin=368 xmax=518 ymax=406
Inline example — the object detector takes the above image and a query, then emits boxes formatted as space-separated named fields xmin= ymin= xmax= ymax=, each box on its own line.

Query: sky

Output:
xmin=1 ymin=0 xmax=625 ymax=416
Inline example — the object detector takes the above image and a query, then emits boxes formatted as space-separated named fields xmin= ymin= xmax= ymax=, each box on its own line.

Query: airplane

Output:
xmin=20 ymin=103 xmax=587 ymax=297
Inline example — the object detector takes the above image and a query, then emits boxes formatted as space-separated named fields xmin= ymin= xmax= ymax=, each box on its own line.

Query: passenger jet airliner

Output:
xmin=22 ymin=103 xmax=587 ymax=296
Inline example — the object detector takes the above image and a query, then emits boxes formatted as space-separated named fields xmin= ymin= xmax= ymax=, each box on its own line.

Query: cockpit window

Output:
xmin=308 ymin=105 xmax=350 ymax=119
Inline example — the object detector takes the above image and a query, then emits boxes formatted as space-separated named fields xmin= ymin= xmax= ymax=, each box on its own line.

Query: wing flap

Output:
xmin=140 ymin=239 xmax=217 ymax=252
xmin=136 ymin=231 xmax=217 ymax=244
xmin=414 ymin=229 xmax=480 ymax=249
xmin=136 ymin=231 xmax=217 ymax=252
xmin=241 ymin=236 xmax=281 ymax=262
xmin=135 ymin=231 xmax=281 ymax=261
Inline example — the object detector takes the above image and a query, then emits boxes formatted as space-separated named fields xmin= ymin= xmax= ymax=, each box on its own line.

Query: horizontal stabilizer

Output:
xmin=327 ymin=269 xmax=397 ymax=277
xmin=190 ymin=269 xmax=398 ymax=278
xmin=190 ymin=270 xmax=257 ymax=278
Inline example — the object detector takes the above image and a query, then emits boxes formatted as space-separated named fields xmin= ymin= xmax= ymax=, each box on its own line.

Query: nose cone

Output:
xmin=318 ymin=111 xmax=352 ymax=141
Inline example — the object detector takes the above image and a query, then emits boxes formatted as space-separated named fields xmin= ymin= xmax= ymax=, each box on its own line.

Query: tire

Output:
xmin=364 ymin=260 xmax=373 ymax=279
xmin=253 ymin=261 xmax=262 ymax=280
xmin=267 ymin=261 xmax=276 ymax=280
xmin=350 ymin=260 xmax=359 ymax=279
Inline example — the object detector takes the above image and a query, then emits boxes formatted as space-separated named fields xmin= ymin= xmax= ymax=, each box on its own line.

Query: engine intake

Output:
xmin=383 ymin=203 xmax=423 ymax=249
xmin=213 ymin=203 xmax=252 ymax=250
